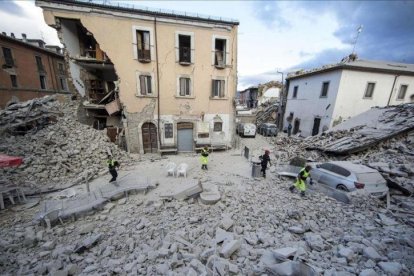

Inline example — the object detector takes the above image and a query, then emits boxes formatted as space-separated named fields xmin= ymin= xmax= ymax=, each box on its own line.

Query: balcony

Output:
xmin=138 ymin=49 xmax=151 ymax=63
xmin=179 ymin=47 xmax=191 ymax=65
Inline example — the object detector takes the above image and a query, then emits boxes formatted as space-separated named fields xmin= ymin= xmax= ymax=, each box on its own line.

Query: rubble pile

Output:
xmin=0 ymin=95 xmax=135 ymax=193
xmin=0 ymin=177 xmax=413 ymax=275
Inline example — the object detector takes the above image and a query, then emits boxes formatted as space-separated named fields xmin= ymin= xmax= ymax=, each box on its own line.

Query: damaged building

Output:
xmin=36 ymin=0 xmax=239 ymax=154
xmin=0 ymin=32 xmax=69 ymax=109
xmin=284 ymin=59 xmax=414 ymax=137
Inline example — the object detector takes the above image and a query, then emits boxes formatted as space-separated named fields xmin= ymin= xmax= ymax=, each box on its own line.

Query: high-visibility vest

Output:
xmin=107 ymin=159 xmax=115 ymax=168
xmin=299 ymin=168 xmax=310 ymax=179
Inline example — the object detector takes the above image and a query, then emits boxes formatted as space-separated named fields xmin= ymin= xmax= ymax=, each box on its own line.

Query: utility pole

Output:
xmin=277 ymin=70 xmax=284 ymax=129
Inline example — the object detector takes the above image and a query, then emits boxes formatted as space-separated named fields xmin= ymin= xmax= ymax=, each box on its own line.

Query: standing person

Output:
xmin=200 ymin=146 xmax=210 ymax=170
xmin=287 ymin=123 xmax=292 ymax=137
xmin=289 ymin=165 xmax=313 ymax=197
xmin=107 ymin=154 xmax=120 ymax=183
xmin=259 ymin=150 xmax=271 ymax=178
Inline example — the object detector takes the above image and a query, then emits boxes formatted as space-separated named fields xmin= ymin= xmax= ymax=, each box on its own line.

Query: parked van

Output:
xmin=238 ymin=123 xmax=256 ymax=137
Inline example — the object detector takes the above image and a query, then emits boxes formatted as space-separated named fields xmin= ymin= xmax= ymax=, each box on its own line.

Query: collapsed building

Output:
xmin=36 ymin=0 xmax=239 ymax=154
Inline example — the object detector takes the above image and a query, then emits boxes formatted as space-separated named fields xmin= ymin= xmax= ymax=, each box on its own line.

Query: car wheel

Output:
xmin=336 ymin=184 xmax=349 ymax=192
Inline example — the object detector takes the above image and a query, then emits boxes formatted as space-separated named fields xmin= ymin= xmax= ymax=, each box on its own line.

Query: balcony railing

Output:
xmin=138 ymin=49 xmax=151 ymax=63
xmin=179 ymin=47 xmax=191 ymax=64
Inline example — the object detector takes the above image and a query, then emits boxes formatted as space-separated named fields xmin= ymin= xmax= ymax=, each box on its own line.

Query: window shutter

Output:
xmin=139 ymin=75 xmax=146 ymax=95
xmin=190 ymin=34 xmax=194 ymax=63
xmin=225 ymin=38 xmax=230 ymax=66
xmin=175 ymin=33 xmax=179 ymax=62
xmin=219 ymin=80 xmax=225 ymax=97
xmin=179 ymin=78 xmax=185 ymax=96
xmin=143 ymin=32 xmax=150 ymax=50
xmin=137 ymin=31 xmax=142 ymax=50
xmin=212 ymin=80 xmax=216 ymax=97
xmin=186 ymin=78 xmax=190 ymax=96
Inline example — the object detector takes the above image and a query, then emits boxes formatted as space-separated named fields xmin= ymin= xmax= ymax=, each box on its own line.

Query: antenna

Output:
xmin=352 ymin=25 xmax=363 ymax=54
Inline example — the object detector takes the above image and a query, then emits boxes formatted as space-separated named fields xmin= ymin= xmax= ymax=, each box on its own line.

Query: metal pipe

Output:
xmin=154 ymin=17 xmax=162 ymax=148
xmin=387 ymin=75 xmax=399 ymax=106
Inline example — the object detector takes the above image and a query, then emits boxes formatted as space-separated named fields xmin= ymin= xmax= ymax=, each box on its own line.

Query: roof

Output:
xmin=0 ymin=34 xmax=63 ymax=58
xmin=287 ymin=59 xmax=414 ymax=80
xmin=329 ymin=161 xmax=377 ymax=174
xmin=36 ymin=0 xmax=239 ymax=26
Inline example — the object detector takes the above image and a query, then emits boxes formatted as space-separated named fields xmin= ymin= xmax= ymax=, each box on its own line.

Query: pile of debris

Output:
xmin=0 ymin=95 xmax=136 ymax=193
xmin=0 ymin=175 xmax=412 ymax=275
xmin=0 ymin=96 xmax=62 ymax=136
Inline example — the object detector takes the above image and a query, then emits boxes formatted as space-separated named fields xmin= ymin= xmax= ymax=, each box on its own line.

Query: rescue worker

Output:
xmin=107 ymin=154 xmax=120 ymax=183
xmin=200 ymin=146 xmax=210 ymax=170
xmin=259 ymin=150 xmax=271 ymax=178
xmin=289 ymin=165 xmax=313 ymax=197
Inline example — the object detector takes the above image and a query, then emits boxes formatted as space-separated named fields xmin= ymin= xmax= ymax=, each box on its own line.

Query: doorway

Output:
xmin=312 ymin=117 xmax=321 ymax=136
xmin=293 ymin=118 xmax=300 ymax=135
xmin=177 ymin=122 xmax=193 ymax=152
xmin=142 ymin=122 xmax=158 ymax=153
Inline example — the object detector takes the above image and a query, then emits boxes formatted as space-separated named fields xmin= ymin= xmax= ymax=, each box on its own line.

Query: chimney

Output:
xmin=11 ymin=33 xmax=15 ymax=38
xmin=22 ymin=33 xmax=27 ymax=41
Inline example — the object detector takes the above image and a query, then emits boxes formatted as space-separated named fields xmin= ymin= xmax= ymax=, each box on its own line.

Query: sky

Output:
xmin=1 ymin=0 xmax=413 ymax=90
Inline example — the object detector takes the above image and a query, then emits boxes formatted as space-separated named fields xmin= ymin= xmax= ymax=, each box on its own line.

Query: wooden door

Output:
xmin=142 ymin=122 xmax=158 ymax=153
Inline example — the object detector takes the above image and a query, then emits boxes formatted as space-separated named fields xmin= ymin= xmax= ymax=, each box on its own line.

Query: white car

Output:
xmin=310 ymin=161 xmax=389 ymax=198
xmin=238 ymin=123 xmax=256 ymax=137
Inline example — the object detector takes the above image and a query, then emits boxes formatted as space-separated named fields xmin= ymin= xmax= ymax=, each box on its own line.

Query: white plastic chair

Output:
xmin=176 ymin=163 xmax=188 ymax=178
xmin=166 ymin=162 xmax=177 ymax=177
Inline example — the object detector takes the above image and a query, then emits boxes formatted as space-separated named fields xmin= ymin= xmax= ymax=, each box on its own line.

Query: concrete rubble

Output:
xmin=0 ymin=95 xmax=137 ymax=193
xmin=0 ymin=97 xmax=413 ymax=275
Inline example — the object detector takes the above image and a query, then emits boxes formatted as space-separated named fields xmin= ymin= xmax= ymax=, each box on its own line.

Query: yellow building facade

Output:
xmin=36 ymin=0 xmax=238 ymax=153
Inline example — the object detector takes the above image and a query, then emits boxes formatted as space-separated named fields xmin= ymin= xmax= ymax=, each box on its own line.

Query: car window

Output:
xmin=319 ymin=163 xmax=333 ymax=171
xmin=330 ymin=164 xmax=351 ymax=177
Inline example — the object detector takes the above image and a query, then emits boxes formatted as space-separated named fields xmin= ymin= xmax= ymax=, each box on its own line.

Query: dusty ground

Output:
xmin=0 ymin=135 xmax=413 ymax=275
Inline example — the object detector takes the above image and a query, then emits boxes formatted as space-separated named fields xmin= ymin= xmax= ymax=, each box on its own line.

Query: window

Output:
xmin=364 ymin=82 xmax=375 ymax=98
xmin=397 ymin=85 xmax=408 ymax=100
xmin=59 ymin=77 xmax=67 ymax=91
xmin=319 ymin=163 xmax=333 ymax=171
xmin=293 ymin=86 xmax=298 ymax=98
xmin=164 ymin=123 xmax=173 ymax=139
xmin=320 ymin=81 xmax=329 ymax=97
xmin=330 ymin=164 xmax=351 ymax=177
xmin=10 ymin=74 xmax=17 ymax=88
xmin=58 ymin=62 xmax=65 ymax=74
xmin=35 ymin=56 xmax=45 ymax=72
xmin=212 ymin=79 xmax=225 ymax=98
xmin=136 ymin=30 xmax=150 ymax=61
xmin=179 ymin=77 xmax=191 ymax=96
xmin=214 ymin=122 xmax=223 ymax=132
xmin=214 ymin=38 xmax=226 ymax=67
xmin=39 ymin=75 xmax=46 ymax=90
xmin=139 ymin=75 xmax=152 ymax=95
xmin=2 ymin=47 xmax=14 ymax=66
xmin=179 ymin=35 xmax=191 ymax=63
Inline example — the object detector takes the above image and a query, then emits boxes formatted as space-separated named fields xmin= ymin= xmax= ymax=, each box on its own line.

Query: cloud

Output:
xmin=252 ymin=1 xmax=290 ymax=29
xmin=0 ymin=1 xmax=26 ymax=16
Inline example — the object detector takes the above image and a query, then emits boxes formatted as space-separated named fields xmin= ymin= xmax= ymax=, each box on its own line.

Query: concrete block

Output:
xmin=220 ymin=240 xmax=241 ymax=258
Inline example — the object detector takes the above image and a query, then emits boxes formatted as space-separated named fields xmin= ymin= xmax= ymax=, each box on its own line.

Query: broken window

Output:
xmin=10 ymin=74 xmax=17 ymax=88
xmin=139 ymin=75 xmax=152 ymax=95
xmin=214 ymin=122 xmax=222 ymax=132
xmin=179 ymin=35 xmax=191 ymax=63
xmin=364 ymin=82 xmax=375 ymax=98
xmin=59 ymin=77 xmax=67 ymax=91
xmin=164 ymin=123 xmax=173 ymax=138
xmin=179 ymin=77 xmax=191 ymax=96
xmin=320 ymin=81 xmax=329 ymax=97
xmin=214 ymin=39 xmax=226 ymax=67
xmin=39 ymin=75 xmax=47 ymax=90
xmin=293 ymin=86 xmax=298 ymax=98
xmin=137 ymin=30 xmax=151 ymax=62
xmin=2 ymin=47 xmax=14 ymax=67
xmin=35 ymin=56 xmax=45 ymax=72
xmin=212 ymin=79 xmax=225 ymax=98
xmin=397 ymin=84 xmax=408 ymax=100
